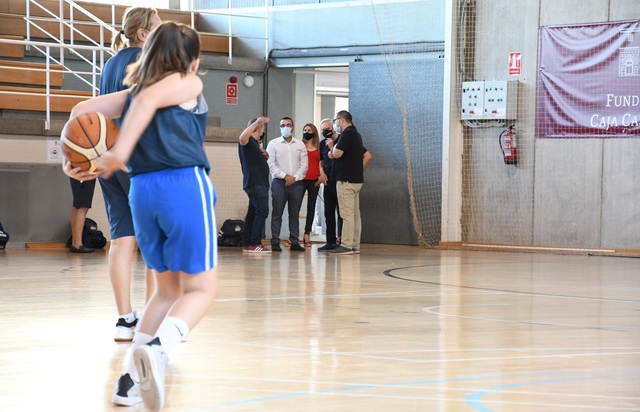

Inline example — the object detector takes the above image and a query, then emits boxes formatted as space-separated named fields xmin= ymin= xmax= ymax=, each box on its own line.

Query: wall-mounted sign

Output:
xmin=226 ymin=83 xmax=238 ymax=105
xmin=536 ymin=20 xmax=640 ymax=138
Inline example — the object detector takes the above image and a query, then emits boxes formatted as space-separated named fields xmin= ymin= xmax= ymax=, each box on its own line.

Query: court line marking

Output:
xmin=383 ymin=264 xmax=640 ymax=303
xmin=187 ymin=338 xmax=640 ymax=365
xmin=181 ymin=370 xmax=640 ymax=411
xmin=467 ymin=375 xmax=640 ymax=411
xmin=422 ymin=304 xmax=638 ymax=331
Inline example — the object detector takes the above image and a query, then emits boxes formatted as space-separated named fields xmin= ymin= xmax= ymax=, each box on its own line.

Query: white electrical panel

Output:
xmin=460 ymin=81 xmax=485 ymax=120
xmin=483 ymin=80 xmax=518 ymax=120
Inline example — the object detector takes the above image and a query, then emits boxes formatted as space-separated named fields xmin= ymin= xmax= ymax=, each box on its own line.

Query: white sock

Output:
xmin=125 ymin=332 xmax=153 ymax=381
xmin=121 ymin=311 xmax=137 ymax=323
xmin=155 ymin=316 xmax=189 ymax=354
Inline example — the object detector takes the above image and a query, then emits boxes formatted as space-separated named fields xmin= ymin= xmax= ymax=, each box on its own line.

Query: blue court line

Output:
xmin=188 ymin=370 xmax=640 ymax=411
xmin=467 ymin=375 xmax=640 ymax=412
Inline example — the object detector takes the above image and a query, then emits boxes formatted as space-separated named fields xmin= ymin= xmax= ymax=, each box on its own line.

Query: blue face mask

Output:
xmin=280 ymin=126 xmax=292 ymax=137
xmin=333 ymin=121 xmax=341 ymax=134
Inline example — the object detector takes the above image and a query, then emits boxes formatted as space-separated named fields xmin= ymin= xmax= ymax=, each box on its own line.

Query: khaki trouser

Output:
xmin=337 ymin=181 xmax=362 ymax=250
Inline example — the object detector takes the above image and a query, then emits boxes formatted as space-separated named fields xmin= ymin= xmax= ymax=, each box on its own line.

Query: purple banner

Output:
xmin=536 ymin=20 xmax=640 ymax=138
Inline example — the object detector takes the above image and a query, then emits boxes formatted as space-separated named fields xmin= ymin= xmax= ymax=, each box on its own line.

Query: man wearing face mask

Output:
xmin=318 ymin=118 xmax=341 ymax=250
xmin=238 ymin=117 xmax=271 ymax=254
xmin=326 ymin=111 xmax=365 ymax=255
xmin=265 ymin=117 xmax=309 ymax=252
xmin=319 ymin=117 xmax=372 ymax=251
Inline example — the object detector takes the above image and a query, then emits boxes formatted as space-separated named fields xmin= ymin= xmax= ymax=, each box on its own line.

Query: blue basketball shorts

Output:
xmin=129 ymin=166 xmax=218 ymax=274
xmin=98 ymin=170 xmax=134 ymax=239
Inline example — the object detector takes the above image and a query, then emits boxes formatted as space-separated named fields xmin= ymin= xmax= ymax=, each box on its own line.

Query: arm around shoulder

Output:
xmin=70 ymin=90 xmax=128 ymax=120
xmin=138 ymin=72 xmax=203 ymax=110
xmin=113 ymin=73 xmax=203 ymax=164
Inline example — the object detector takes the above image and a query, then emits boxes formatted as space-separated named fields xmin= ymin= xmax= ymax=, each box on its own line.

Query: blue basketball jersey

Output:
xmin=100 ymin=47 xmax=140 ymax=95
xmin=122 ymin=92 xmax=210 ymax=176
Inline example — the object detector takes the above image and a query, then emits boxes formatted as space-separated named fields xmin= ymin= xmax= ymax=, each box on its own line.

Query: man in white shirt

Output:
xmin=266 ymin=117 xmax=309 ymax=252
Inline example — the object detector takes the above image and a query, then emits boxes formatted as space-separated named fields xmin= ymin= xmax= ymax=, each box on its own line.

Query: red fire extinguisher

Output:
xmin=499 ymin=125 xmax=517 ymax=165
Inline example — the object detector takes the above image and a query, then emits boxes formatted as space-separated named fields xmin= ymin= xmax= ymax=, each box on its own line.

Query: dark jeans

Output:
xmin=242 ymin=185 xmax=269 ymax=246
xmin=302 ymin=179 xmax=320 ymax=235
xmin=323 ymin=179 xmax=342 ymax=244
xmin=271 ymin=178 xmax=304 ymax=245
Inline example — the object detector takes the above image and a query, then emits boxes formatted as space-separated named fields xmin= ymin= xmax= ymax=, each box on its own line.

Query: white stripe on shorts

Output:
xmin=194 ymin=167 xmax=218 ymax=268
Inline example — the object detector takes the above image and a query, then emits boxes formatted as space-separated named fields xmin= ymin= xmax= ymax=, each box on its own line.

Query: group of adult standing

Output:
xmin=238 ymin=111 xmax=371 ymax=255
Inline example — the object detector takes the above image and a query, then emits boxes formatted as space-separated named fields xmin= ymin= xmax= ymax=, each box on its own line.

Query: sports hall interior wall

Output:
xmin=449 ymin=0 xmax=640 ymax=250
xmin=350 ymin=59 xmax=444 ymax=245
xmin=2 ymin=0 xmax=639 ymax=250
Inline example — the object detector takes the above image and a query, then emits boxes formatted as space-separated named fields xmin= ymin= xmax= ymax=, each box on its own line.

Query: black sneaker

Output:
xmin=318 ymin=243 xmax=337 ymax=251
xmin=290 ymin=243 xmax=305 ymax=251
xmin=271 ymin=243 xmax=282 ymax=252
xmin=112 ymin=373 xmax=142 ymax=406
xmin=69 ymin=245 xmax=94 ymax=253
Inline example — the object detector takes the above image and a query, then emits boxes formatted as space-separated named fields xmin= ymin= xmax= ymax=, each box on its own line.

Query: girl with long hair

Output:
xmin=66 ymin=22 xmax=217 ymax=410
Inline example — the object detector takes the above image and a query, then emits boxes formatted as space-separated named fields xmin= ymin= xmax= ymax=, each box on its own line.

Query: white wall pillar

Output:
xmin=441 ymin=0 xmax=463 ymax=244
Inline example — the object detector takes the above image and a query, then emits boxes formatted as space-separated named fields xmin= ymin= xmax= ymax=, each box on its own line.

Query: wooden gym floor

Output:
xmin=0 ymin=243 xmax=638 ymax=411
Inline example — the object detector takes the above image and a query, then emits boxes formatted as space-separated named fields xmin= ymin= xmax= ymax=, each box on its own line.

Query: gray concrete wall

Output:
xmin=350 ymin=58 xmax=443 ymax=246
xmin=464 ymin=0 xmax=640 ymax=249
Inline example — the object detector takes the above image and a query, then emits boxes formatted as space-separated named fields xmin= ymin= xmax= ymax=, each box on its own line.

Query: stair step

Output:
xmin=0 ymin=85 xmax=92 ymax=113
xmin=0 ymin=60 xmax=64 ymax=87
xmin=0 ymin=35 xmax=24 ymax=58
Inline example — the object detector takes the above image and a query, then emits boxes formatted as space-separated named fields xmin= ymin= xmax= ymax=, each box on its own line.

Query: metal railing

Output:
xmin=0 ymin=38 xmax=110 ymax=130
xmin=1 ymin=0 xmax=270 ymax=130
xmin=25 ymin=0 xmax=116 ymax=69
xmin=187 ymin=0 xmax=269 ymax=63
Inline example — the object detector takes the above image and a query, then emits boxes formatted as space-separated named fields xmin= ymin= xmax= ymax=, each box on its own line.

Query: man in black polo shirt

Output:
xmin=238 ymin=117 xmax=272 ymax=254
xmin=318 ymin=118 xmax=341 ymax=251
xmin=326 ymin=110 xmax=364 ymax=255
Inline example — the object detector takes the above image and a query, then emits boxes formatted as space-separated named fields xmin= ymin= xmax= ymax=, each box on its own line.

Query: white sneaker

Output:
xmin=112 ymin=373 xmax=142 ymax=406
xmin=134 ymin=337 xmax=167 ymax=411
xmin=114 ymin=311 xmax=139 ymax=342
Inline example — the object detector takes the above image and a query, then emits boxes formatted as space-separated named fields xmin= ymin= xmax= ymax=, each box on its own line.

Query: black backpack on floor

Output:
xmin=67 ymin=218 xmax=107 ymax=249
xmin=217 ymin=219 xmax=244 ymax=247
xmin=0 ymin=221 xmax=9 ymax=250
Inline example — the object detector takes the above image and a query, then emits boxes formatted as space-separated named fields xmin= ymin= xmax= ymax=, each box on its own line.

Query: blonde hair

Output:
xmin=111 ymin=7 xmax=158 ymax=52
xmin=124 ymin=22 xmax=200 ymax=96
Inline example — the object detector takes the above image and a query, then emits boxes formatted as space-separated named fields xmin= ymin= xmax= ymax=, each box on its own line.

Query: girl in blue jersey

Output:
xmin=68 ymin=22 xmax=217 ymax=411
xmin=67 ymin=7 xmax=162 ymax=346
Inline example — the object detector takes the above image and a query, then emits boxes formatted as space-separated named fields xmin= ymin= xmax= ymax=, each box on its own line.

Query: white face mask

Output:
xmin=280 ymin=126 xmax=292 ymax=137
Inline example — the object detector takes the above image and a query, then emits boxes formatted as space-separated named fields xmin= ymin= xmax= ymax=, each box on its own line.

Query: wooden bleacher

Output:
xmin=0 ymin=60 xmax=64 ymax=87
xmin=0 ymin=0 xmax=232 ymax=116
xmin=0 ymin=1 xmax=231 ymax=53
xmin=0 ymin=85 xmax=92 ymax=113
xmin=0 ymin=35 xmax=24 ymax=58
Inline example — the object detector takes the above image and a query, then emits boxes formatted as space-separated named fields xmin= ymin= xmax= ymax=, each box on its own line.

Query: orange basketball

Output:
xmin=61 ymin=112 xmax=119 ymax=172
